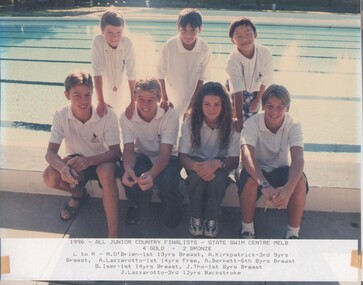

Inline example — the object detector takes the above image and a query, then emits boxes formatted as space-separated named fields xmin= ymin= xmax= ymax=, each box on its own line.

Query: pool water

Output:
xmin=0 ymin=11 xmax=361 ymax=153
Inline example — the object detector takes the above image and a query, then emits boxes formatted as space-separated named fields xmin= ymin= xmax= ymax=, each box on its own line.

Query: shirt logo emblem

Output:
xmin=121 ymin=60 xmax=125 ymax=72
xmin=91 ymin=132 xmax=100 ymax=143
xmin=256 ymin=72 xmax=262 ymax=82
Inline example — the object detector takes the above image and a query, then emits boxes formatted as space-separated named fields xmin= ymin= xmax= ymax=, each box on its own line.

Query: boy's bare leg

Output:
xmin=43 ymin=165 xmax=81 ymax=193
xmin=239 ymin=177 xmax=259 ymax=223
xmin=287 ymin=175 xmax=307 ymax=227
xmin=97 ymin=162 xmax=120 ymax=238
xmin=43 ymin=165 xmax=88 ymax=219
xmin=43 ymin=156 xmax=87 ymax=197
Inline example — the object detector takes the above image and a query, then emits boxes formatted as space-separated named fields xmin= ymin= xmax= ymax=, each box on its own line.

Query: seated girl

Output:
xmin=179 ymin=82 xmax=240 ymax=237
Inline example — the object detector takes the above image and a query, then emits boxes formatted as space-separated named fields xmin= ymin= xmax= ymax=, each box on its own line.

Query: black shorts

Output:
xmin=81 ymin=162 xmax=120 ymax=189
xmin=66 ymin=154 xmax=114 ymax=188
xmin=237 ymin=166 xmax=309 ymax=198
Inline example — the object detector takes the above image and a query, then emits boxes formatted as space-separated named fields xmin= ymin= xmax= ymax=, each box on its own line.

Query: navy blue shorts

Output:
xmin=66 ymin=154 xmax=114 ymax=188
xmin=237 ymin=166 xmax=309 ymax=198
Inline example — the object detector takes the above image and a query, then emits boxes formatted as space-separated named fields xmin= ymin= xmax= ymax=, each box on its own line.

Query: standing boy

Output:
xmin=157 ymin=8 xmax=211 ymax=118
xmin=225 ymin=17 xmax=273 ymax=132
xmin=238 ymin=85 xmax=308 ymax=239
xmin=120 ymin=77 xmax=183 ymax=227
xmin=91 ymin=10 xmax=136 ymax=119
xmin=43 ymin=70 xmax=121 ymax=238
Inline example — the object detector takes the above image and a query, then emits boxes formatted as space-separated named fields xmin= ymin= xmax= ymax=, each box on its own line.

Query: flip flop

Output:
xmin=60 ymin=192 xmax=90 ymax=221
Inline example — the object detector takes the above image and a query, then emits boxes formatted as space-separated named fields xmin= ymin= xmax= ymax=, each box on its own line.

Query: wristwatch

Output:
xmin=260 ymin=180 xmax=270 ymax=188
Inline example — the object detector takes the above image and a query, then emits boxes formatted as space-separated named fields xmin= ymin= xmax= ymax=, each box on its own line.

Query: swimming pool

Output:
xmin=0 ymin=9 xmax=361 ymax=153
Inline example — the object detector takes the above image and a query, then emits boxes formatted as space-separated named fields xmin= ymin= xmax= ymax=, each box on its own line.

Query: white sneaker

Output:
xmin=204 ymin=219 xmax=219 ymax=238
xmin=189 ymin=217 xmax=204 ymax=236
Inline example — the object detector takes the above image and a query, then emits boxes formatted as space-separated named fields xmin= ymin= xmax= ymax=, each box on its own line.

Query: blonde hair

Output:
xmin=134 ymin=77 xmax=161 ymax=99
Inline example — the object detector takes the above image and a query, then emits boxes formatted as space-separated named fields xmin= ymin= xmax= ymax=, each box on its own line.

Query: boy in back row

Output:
xmin=157 ymin=8 xmax=211 ymax=118
xmin=225 ymin=17 xmax=273 ymax=132
xmin=91 ymin=10 xmax=136 ymax=119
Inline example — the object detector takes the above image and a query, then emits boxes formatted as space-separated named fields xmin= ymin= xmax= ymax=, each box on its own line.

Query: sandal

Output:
xmin=60 ymin=192 xmax=90 ymax=221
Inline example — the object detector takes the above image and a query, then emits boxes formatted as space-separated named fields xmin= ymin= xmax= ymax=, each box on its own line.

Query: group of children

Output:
xmin=43 ymin=8 xmax=308 ymax=239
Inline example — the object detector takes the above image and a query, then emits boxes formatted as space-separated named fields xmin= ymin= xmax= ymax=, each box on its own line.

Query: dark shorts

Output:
xmin=66 ymin=154 xmax=116 ymax=188
xmin=69 ymin=165 xmax=99 ymax=188
xmin=237 ymin=166 xmax=309 ymax=198
xmin=117 ymin=153 xmax=152 ymax=179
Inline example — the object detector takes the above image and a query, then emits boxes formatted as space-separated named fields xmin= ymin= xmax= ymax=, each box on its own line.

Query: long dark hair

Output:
xmin=190 ymin=82 xmax=233 ymax=150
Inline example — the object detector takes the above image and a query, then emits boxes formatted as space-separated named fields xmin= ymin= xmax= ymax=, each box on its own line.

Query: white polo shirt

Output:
xmin=179 ymin=118 xmax=241 ymax=160
xmin=241 ymin=113 xmax=303 ymax=173
xmin=156 ymin=36 xmax=211 ymax=116
xmin=225 ymin=44 xmax=273 ymax=94
xmin=120 ymin=106 xmax=179 ymax=162
xmin=91 ymin=34 xmax=136 ymax=116
xmin=49 ymin=105 xmax=120 ymax=157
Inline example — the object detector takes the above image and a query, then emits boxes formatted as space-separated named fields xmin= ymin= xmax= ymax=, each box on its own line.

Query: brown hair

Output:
xmin=177 ymin=8 xmax=202 ymax=28
xmin=190 ymin=82 xmax=233 ymax=150
xmin=228 ymin=17 xmax=257 ymax=38
xmin=100 ymin=10 xmax=124 ymax=30
xmin=64 ymin=70 xmax=93 ymax=92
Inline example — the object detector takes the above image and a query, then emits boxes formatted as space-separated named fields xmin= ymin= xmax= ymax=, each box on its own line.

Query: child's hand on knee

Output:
xmin=67 ymin=156 xmax=89 ymax=172
xmin=137 ymin=172 xmax=153 ymax=191
xmin=60 ymin=165 xmax=78 ymax=186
